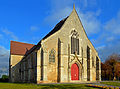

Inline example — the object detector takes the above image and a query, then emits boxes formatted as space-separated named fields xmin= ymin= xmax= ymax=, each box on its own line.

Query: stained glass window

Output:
xmin=49 ymin=49 xmax=55 ymax=63
xmin=71 ymin=30 xmax=79 ymax=55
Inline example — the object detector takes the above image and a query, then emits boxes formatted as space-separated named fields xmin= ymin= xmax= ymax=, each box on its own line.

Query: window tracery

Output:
xmin=71 ymin=30 xmax=79 ymax=54
xmin=49 ymin=49 xmax=55 ymax=63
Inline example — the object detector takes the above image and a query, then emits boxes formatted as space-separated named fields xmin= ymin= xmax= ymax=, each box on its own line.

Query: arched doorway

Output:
xmin=71 ymin=63 xmax=79 ymax=80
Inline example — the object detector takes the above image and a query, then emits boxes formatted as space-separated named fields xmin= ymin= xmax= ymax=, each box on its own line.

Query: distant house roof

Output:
xmin=10 ymin=41 xmax=35 ymax=55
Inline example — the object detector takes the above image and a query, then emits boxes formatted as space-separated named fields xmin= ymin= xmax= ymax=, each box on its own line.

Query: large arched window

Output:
xmin=49 ymin=49 xmax=55 ymax=63
xmin=71 ymin=30 xmax=79 ymax=55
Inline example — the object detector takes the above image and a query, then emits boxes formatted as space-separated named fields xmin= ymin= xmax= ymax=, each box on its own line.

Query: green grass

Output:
xmin=100 ymin=81 xmax=120 ymax=87
xmin=0 ymin=82 xmax=99 ymax=89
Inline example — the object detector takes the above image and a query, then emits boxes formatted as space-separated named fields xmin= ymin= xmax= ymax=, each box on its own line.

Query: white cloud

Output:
xmin=45 ymin=5 xmax=101 ymax=35
xmin=93 ymin=11 xmax=120 ymax=61
xmin=97 ymin=39 xmax=120 ymax=62
xmin=51 ymin=0 xmax=73 ymax=10
xmin=0 ymin=34 xmax=3 ymax=39
xmin=77 ymin=9 xmax=101 ymax=35
xmin=44 ymin=7 xmax=72 ymax=24
xmin=96 ymin=45 xmax=105 ymax=50
xmin=106 ymin=36 xmax=114 ymax=42
xmin=44 ymin=0 xmax=120 ymax=62
xmin=51 ymin=0 xmax=97 ymax=10
xmin=104 ymin=11 xmax=120 ymax=34
xmin=2 ymin=28 xmax=18 ymax=40
xmin=77 ymin=0 xmax=97 ymax=10
xmin=0 ymin=45 xmax=9 ymax=75
xmin=30 ymin=26 xmax=39 ymax=31
xmin=0 ymin=45 xmax=9 ymax=68
xmin=83 ymin=0 xmax=88 ymax=8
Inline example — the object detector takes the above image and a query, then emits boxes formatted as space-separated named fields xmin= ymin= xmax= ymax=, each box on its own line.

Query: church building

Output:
xmin=9 ymin=5 xmax=101 ymax=83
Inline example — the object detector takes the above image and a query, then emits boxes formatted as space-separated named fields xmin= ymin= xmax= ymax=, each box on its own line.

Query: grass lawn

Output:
xmin=100 ymin=81 xmax=120 ymax=87
xmin=0 ymin=82 xmax=99 ymax=89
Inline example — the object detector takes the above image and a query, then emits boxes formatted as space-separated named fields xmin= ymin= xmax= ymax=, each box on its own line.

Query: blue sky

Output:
xmin=0 ymin=0 xmax=120 ymax=71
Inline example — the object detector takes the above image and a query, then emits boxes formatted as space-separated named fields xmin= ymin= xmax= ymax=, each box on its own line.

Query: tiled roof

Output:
xmin=10 ymin=41 xmax=35 ymax=55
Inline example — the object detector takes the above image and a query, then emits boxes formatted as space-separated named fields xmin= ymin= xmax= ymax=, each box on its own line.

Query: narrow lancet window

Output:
xmin=49 ymin=49 xmax=55 ymax=63
xmin=71 ymin=30 xmax=79 ymax=55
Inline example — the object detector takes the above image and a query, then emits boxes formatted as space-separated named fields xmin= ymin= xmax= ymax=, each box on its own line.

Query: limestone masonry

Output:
xmin=9 ymin=5 xmax=101 ymax=83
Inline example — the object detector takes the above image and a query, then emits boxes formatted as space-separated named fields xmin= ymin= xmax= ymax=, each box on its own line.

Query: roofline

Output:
xmin=10 ymin=40 xmax=36 ymax=56
xmin=10 ymin=54 xmax=25 ymax=56
xmin=72 ymin=7 xmax=98 ymax=54
xmin=13 ymin=5 xmax=99 ymax=59
xmin=37 ymin=17 xmax=68 ymax=45
xmin=10 ymin=40 xmax=35 ymax=46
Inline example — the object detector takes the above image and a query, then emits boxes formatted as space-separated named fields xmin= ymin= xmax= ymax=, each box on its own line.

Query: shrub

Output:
xmin=0 ymin=75 xmax=9 ymax=82
xmin=105 ymin=87 xmax=109 ymax=89
xmin=115 ymin=87 xmax=119 ymax=89
xmin=109 ymin=87 xmax=114 ymax=89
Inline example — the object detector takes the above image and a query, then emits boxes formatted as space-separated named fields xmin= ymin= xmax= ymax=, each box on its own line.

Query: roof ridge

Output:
xmin=42 ymin=16 xmax=68 ymax=40
xmin=11 ymin=41 xmax=35 ymax=45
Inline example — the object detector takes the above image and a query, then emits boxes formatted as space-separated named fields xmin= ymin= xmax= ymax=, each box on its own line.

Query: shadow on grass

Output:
xmin=39 ymin=84 xmax=99 ymax=89
xmin=0 ymin=82 xmax=100 ymax=89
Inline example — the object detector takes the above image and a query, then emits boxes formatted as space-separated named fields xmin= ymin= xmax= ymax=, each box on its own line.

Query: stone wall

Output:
xmin=10 ymin=55 xmax=23 ymax=82
xmin=10 ymin=7 xmax=101 ymax=83
xmin=35 ymin=7 xmax=101 ymax=83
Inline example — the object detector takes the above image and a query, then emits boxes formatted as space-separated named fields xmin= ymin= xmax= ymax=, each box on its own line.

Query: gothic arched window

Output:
xmin=49 ymin=49 xmax=55 ymax=63
xmin=71 ymin=30 xmax=79 ymax=55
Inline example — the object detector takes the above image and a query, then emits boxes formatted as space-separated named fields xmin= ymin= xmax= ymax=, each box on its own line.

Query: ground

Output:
xmin=100 ymin=81 xmax=120 ymax=87
xmin=0 ymin=83 xmax=99 ymax=89
xmin=0 ymin=81 xmax=120 ymax=89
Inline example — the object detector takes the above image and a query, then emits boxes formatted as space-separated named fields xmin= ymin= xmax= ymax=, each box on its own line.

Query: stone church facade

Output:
xmin=9 ymin=6 xmax=101 ymax=83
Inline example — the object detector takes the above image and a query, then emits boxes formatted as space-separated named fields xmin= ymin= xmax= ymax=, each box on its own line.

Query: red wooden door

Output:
xmin=71 ymin=63 xmax=79 ymax=80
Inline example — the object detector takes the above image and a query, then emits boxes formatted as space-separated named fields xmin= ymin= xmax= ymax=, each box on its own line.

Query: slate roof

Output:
xmin=10 ymin=17 xmax=68 ymax=56
xmin=10 ymin=41 xmax=35 ymax=55
xmin=42 ymin=17 xmax=68 ymax=40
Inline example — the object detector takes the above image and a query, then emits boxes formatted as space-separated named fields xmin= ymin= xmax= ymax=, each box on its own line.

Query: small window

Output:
xmin=49 ymin=49 xmax=55 ymax=63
